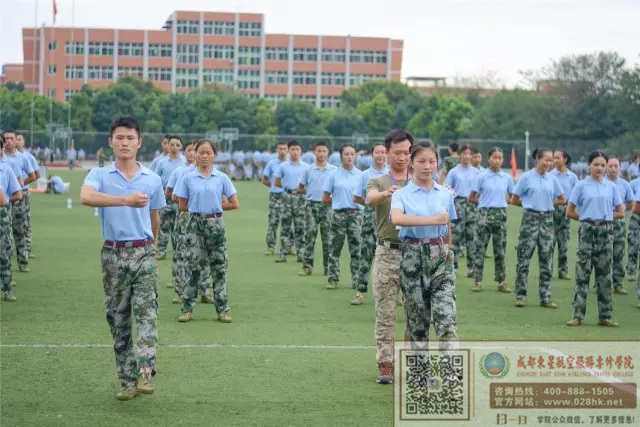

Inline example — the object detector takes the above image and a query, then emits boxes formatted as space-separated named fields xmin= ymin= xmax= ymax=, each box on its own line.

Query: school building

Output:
xmin=2 ymin=10 xmax=404 ymax=108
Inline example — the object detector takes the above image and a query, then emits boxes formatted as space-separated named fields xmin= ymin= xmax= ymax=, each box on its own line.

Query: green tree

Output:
xmin=341 ymin=80 xmax=421 ymax=109
xmin=326 ymin=107 xmax=367 ymax=136
xmin=356 ymin=93 xmax=393 ymax=135
xmin=275 ymin=99 xmax=320 ymax=135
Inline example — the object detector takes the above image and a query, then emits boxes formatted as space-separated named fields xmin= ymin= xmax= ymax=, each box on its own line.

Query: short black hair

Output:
xmin=588 ymin=150 xmax=608 ymax=165
xmin=287 ymin=140 xmax=301 ymax=149
xmin=554 ymin=149 xmax=572 ymax=165
xmin=109 ymin=116 xmax=140 ymax=138
xmin=532 ymin=147 xmax=553 ymax=160
xmin=372 ymin=142 xmax=386 ymax=152
xmin=488 ymin=147 xmax=503 ymax=157
xmin=162 ymin=134 xmax=171 ymax=141
xmin=15 ymin=131 xmax=23 ymax=137
xmin=276 ymin=141 xmax=288 ymax=147
xmin=313 ymin=141 xmax=329 ymax=150
xmin=384 ymin=129 xmax=414 ymax=151
xmin=459 ymin=144 xmax=473 ymax=154
xmin=0 ymin=134 xmax=4 ymax=150
xmin=196 ymin=139 xmax=217 ymax=155
xmin=2 ymin=129 xmax=16 ymax=138
xmin=339 ymin=143 xmax=356 ymax=157
xmin=168 ymin=135 xmax=183 ymax=144
xmin=448 ymin=141 xmax=459 ymax=152
xmin=470 ymin=146 xmax=480 ymax=155
xmin=410 ymin=141 xmax=438 ymax=163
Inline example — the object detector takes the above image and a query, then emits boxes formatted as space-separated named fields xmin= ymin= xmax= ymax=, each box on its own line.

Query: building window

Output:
xmin=265 ymin=47 xmax=288 ymax=61
xmin=65 ymin=41 xmax=84 ymax=55
xmin=65 ymin=66 xmax=84 ymax=79
xmin=48 ymin=41 xmax=57 ymax=50
xmin=87 ymin=65 xmax=114 ymax=80
xmin=292 ymin=71 xmax=317 ymax=85
xmin=320 ymin=96 xmax=341 ymax=108
xmin=88 ymin=41 xmax=114 ymax=56
xmin=349 ymin=73 xmax=386 ymax=86
xmin=64 ymin=90 xmax=78 ymax=102
xmin=238 ymin=22 xmax=262 ymax=37
xmin=148 ymin=43 xmax=172 ymax=57
xmin=238 ymin=46 xmax=261 ymax=65
xmin=203 ymin=45 xmax=234 ymax=60
xmin=203 ymin=69 xmax=233 ymax=85
xmin=47 ymin=88 xmax=57 ymax=97
xmin=237 ymin=70 xmax=260 ymax=89
xmin=350 ymin=50 xmax=387 ymax=64
xmin=265 ymin=94 xmax=286 ymax=107
xmin=321 ymin=72 xmax=345 ymax=86
xmin=203 ymin=21 xmax=235 ymax=35
xmin=118 ymin=42 xmax=143 ymax=57
xmin=177 ymin=44 xmax=199 ymax=64
xmin=292 ymin=95 xmax=316 ymax=105
xmin=176 ymin=20 xmax=199 ymax=34
xmin=293 ymin=48 xmax=317 ymax=62
xmin=321 ymin=49 xmax=346 ymax=62
xmin=176 ymin=68 xmax=198 ymax=88
xmin=148 ymin=67 xmax=171 ymax=81
xmin=265 ymin=71 xmax=288 ymax=85
xmin=48 ymin=65 xmax=57 ymax=75
xmin=118 ymin=67 xmax=143 ymax=78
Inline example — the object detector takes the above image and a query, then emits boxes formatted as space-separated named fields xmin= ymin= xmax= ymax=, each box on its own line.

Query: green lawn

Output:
xmin=1 ymin=170 xmax=637 ymax=426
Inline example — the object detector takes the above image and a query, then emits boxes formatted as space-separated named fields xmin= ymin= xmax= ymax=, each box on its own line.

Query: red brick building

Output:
xmin=5 ymin=10 xmax=403 ymax=108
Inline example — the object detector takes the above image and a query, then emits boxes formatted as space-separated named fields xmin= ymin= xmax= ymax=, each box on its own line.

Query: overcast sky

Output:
xmin=1 ymin=0 xmax=638 ymax=87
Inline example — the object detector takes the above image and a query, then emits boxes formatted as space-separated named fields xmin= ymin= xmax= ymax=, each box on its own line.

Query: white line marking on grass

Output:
xmin=0 ymin=343 xmax=376 ymax=350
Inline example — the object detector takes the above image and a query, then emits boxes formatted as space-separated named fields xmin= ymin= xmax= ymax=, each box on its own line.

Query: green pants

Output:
xmin=327 ymin=210 xmax=362 ymax=285
xmin=0 ymin=206 xmax=13 ymax=293
xmin=612 ymin=219 xmax=626 ymax=289
xmin=356 ymin=206 xmax=376 ymax=292
xmin=552 ymin=205 xmax=571 ymax=277
xmin=473 ymin=208 xmax=507 ymax=283
xmin=302 ymin=202 xmax=331 ymax=272
xmin=514 ymin=211 xmax=554 ymax=303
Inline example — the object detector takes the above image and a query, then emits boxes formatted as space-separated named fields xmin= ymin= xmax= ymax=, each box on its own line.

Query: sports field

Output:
xmin=1 ymin=169 xmax=637 ymax=427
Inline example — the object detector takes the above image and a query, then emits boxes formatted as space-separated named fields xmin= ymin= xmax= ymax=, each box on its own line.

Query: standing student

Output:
xmin=262 ymin=142 xmax=288 ymax=255
xmin=471 ymin=149 xmax=485 ymax=172
xmin=390 ymin=142 xmax=461 ymax=391
xmin=298 ymin=141 xmax=336 ymax=276
xmin=468 ymin=147 xmax=514 ymax=292
xmin=626 ymin=176 xmax=640 ymax=280
xmin=274 ymin=140 xmax=309 ymax=263
xmin=80 ymin=115 xmax=165 ymax=401
xmin=150 ymin=135 xmax=170 ymax=172
xmin=604 ymin=157 xmax=634 ymax=295
xmin=438 ymin=141 xmax=459 ymax=184
xmin=510 ymin=148 xmax=565 ymax=309
xmin=444 ymin=144 xmax=480 ymax=275
xmin=1 ymin=134 xmax=23 ymax=302
xmin=16 ymin=132 xmax=40 ymax=260
xmin=352 ymin=143 xmax=389 ymax=305
xmin=550 ymin=150 xmax=579 ymax=280
xmin=323 ymin=143 xmax=364 ymax=290
xmin=154 ymin=136 xmax=186 ymax=260
xmin=173 ymin=139 xmax=238 ymax=323
xmin=566 ymin=150 xmax=624 ymax=327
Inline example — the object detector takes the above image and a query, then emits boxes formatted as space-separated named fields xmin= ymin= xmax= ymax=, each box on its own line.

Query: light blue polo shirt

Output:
xmin=390 ymin=182 xmax=457 ymax=240
xmin=605 ymin=176 xmax=634 ymax=205
xmin=274 ymin=160 xmax=310 ymax=191
xmin=569 ymin=177 xmax=623 ymax=222
xmin=166 ymin=164 xmax=195 ymax=190
xmin=0 ymin=157 xmax=23 ymax=182
xmin=263 ymin=158 xmax=285 ymax=194
xmin=328 ymin=152 xmax=341 ymax=167
xmin=0 ymin=164 xmax=21 ymax=205
xmin=299 ymin=163 xmax=337 ymax=202
xmin=174 ymin=169 xmax=237 ymax=215
xmin=301 ymin=152 xmax=316 ymax=165
xmin=323 ymin=166 xmax=363 ymax=210
xmin=49 ymin=176 xmax=65 ymax=193
xmin=83 ymin=163 xmax=166 ymax=241
xmin=21 ymin=151 xmax=39 ymax=176
xmin=513 ymin=170 xmax=564 ymax=212
xmin=155 ymin=156 xmax=186 ymax=187
xmin=151 ymin=153 xmax=185 ymax=173
xmin=4 ymin=151 xmax=35 ymax=190
xmin=473 ymin=169 xmax=515 ymax=209
xmin=631 ymin=178 xmax=640 ymax=198
xmin=356 ymin=165 xmax=389 ymax=199
xmin=444 ymin=164 xmax=480 ymax=198
xmin=550 ymin=169 xmax=579 ymax=201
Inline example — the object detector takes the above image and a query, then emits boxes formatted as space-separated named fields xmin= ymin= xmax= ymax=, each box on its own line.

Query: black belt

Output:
xmin=191 ymin=213 xmax=222 ymax=218
xmin=104 ymin=239 xmax=154 ymax=249
xmin=377 ymin=239 xmax=401 ymax=250
xmin=455 ymin=196 xmax=467 ymax=200
xmin=581 ymin=220 xmax=612 ymax=225
xmin=524 ymin=209 xmax=552 ymax=215
xmin=308 ymin=200 xmax=323 ymax=205
xmin=285 ymin=189 xmax=298 ymax=194
xmin=406 ymin=236 xmax=452 ymax=245
xmin=334 ymin=209 xmax=359 ymax=214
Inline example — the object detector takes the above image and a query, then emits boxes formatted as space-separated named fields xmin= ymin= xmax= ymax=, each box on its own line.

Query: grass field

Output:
xmin=1 ymin=169 xmax=638 ymax=427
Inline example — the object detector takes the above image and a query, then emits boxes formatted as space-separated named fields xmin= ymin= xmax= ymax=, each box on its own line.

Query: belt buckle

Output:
xmin=125 ymin=241 xmax=134 ymax=248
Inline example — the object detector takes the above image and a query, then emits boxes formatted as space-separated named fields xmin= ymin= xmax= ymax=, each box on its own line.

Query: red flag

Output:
xmin=53 ymin=0 xmax=58 ymax=24
xmin=510 ymin=148 xmax=517 ymax=179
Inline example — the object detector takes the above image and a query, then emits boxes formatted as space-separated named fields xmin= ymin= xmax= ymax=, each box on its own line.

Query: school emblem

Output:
xmin=479 ymin=352 xmax=510 ymax=379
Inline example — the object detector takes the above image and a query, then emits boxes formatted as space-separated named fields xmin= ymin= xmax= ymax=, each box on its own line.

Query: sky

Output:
xmin=1 ymin=0 xmax=638 ymax=88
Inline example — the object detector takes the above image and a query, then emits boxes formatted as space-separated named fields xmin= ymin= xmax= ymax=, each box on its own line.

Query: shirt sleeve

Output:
xmin=390 ymin=191 xmax=403 ymax=212
xmin=568 ymin=182 xmax=581 ymax=206
xmin=447 ymin=192 xmax=458 ymax=222
xmin=173 ymin=174 xmax=189 ymax=199
xmin=365 ymin=177 xmax=379 ymax=197
xmin=22 ymin=155 xmax=35 ymax=174
xmin=83 ymin=168 xmax=102 ymax=191
xmin=472 ymin=173 xmax=483 ymax=194
xmin=167 ymin=168 xmax=179 ymax=189
xmin=513 ymin=173 xmax=527 ymax=197
xmin=507 ymin=176 xmax=515 ymax=194
xmin=299 ymin=168 xmax=309 ymax=188
xmin=6 ymin=169 xmax=21 ymax=196
xmin=323 ymin=171 xmax=335 ymax=194
xmin=356 ymin=173 xmax=367 ymax=198
xmin=262 ymin=161 xmax=272 ymax=179
xmin=274 ymin=163 xmax=285 ymax=179
xmin=444 ymin=169 xmax=455 ymax=187
xmin=222 ymin=175 xmax=238 ymax=198
xmin=149 ymin=176 xmax=166 ymax=210
xmin=625 ymin=183 xmax=634 ymax=203
xmin=552 ymin=176 xmax=563 ymax=198
xmin=612 ymin=186 xmax=623 ymax=210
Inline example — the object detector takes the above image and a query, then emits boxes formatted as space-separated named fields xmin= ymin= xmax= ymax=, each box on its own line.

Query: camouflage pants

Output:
xmin=373 ymin=244 xmax=411 ymax=364
xmin=612 ymin=219 xmax=626 ymax=289
xmin=302 ymin=202 xmax=331 ymax=272
xmin=473 ymin=208 xmax=508 ymax=283
xmin=552 ymin=206 xmax=571 ymax=276
xmin=181 ymin=216 xmax=229 ymax=314
xmin=279 ymin=192 xmax=307 ymax=257
xmin=172 ymin=211 xmax=212 ymax=295
xmin=10 ymin=195 xmax=29 ymax=269
xmin=357 ymin=206 xmax=377 ymax=292
xmin=157 ymin=197 xmax=178 ymax=256
xmin=101 ymin=244 xmax=159 ymax=387
xmin=400 ymin=242 xmax=458 ymax=351
xmin=0 ymin=206 xmax=13 ymax=293
xmin=327 ymin=210 xmax=362 ymax=285
xmin=466 ymin=202 xmax=478 ymax=269
xmin=22 ymin=191 xmax=33 ymax=253
xmin=626 ymin=213 xmax=640 ymax=276
xmin=265 ymin=193 xmax=284 ymax=251
xmin=514 ymin=211 xmax=554 ymax=303
xmin=452 ymin=197 xmax=473 ymax=269
xmin=572 ymin=222 xmax=613 ymax=320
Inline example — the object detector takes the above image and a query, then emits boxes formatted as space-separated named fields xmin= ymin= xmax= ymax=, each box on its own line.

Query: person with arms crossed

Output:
xmin=80 ymin=116 xmax=165 ymax=400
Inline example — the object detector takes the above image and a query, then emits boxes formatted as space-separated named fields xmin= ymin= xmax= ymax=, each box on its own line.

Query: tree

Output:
xmin=275 ymin=99 xmax=320 ymax=135
xmin=326 ymin=108 xmax=367 ymax=136
xmin=408 ymin=95 xmax=473 ymax=141
xmin=356 ymin=93 xmax=393 ymax=135
xmin=341 ymin=80 xmax=421 ymax=109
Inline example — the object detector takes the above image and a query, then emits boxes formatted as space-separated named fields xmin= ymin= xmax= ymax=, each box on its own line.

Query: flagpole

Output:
xmin=67 ymin=0 xmax=75 ymax=131
xmin=29 ymin=0 xmax=39 ymax=146
xmin=48 ymin=1 xmax=55 ymax=133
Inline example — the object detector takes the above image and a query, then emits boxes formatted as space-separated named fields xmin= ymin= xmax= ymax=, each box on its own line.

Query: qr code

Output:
xmin=398 ymin=349 xmax=469 ymax=421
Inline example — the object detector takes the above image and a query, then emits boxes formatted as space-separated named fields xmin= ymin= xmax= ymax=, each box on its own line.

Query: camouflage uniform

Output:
xmin=473 ymin=208 xmax=508 ymax=283
xmin=611 ymin=218 xmax=626 ymax=290
xmin=181 ymin=216 xmax=229 ymax=315
xmin=0 ymin=205 xmax=13 ymax=294
xmin=10 ymin=194 xmax=29 ymax=269
xmin=327 ymin=210 xmax=362 ymax=286
xmin=156 ymin=197 xmax=178 ymax=257
xmin=572 ymin=222 xmax=613 ymax=320
xmin=302 ymin=201 xmax=331 ymax=273
xmin=173 ymin=211 xmax=212 ymax=296
xmin=452 ymin=197 xmax=473 ymax=269
xmin=101 ymin=244 xmax=159 ymax=387
xmin=514 ymin=211 xmax=554 ymax=303
xmin=266 ymin=193 xmax=284 ymax=251
xmin=626 ymin=213 xmax=640 ymax=276
xmin=279 ymin=192 xmax=307 ymax=258
xmin=356 ymin=206 xmax=376 ymax=292
xmin=465 ymin=201 xmax=478 ymax=269
xmin=552 ymin=205 xmax=571 ymax=277
xmin=441 ymin=156 xmax=459 ymax=176
xmin=22 ymin=191 xmax=33 ymax=254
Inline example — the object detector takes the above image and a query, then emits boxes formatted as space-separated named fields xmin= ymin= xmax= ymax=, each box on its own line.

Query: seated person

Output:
xmin=45 ymin=175 xmax=65 ymax=194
